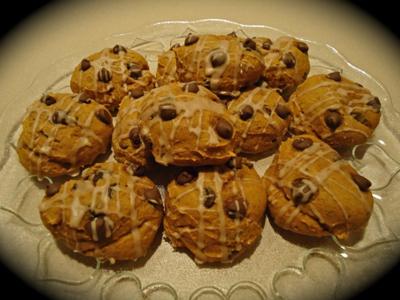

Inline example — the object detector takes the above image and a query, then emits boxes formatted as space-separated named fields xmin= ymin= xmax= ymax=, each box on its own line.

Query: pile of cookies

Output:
xmin=17 ymin=32 xmax=380 ymax=264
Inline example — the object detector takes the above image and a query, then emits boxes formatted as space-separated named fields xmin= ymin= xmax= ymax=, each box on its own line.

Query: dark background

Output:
xmin=0 ymin=1 xmax=398 ymax=299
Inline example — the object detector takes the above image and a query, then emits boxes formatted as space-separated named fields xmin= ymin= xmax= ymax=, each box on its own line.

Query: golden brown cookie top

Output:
xmin=288 ymin=72 xmax=381 ymax=149
xmin=40 ymin=162 xmax=163 ymax=260
xmin=227 ymin=87 xmax=290 ymax=154
xmin=264 ymin=134 xmax=373 ymax=239
xmin=70 ymin=45 xmax=155 ymax=113
xmin=157 ymin=34 xmax=265 ymax=96
xmin=17 ymin=93 xmax=113 ymax=177
xmin=165 ymin=162 xmax=267 ymax=263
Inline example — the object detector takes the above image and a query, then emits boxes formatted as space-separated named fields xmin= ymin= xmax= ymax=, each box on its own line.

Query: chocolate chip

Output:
xmin=227 ymin=31 xmax=237 ymax=37
xmin=324 ymin=110 xmax=343 ymax=131
xmin=84 ymin=215 xmax=108 ymax=242
xmin=107 ymin=183 xmax=116 ymax=198
xmin=112 ymin=44 xmax=127 ymax=54
xmin=351 ymin=112 xmax=370 ymax=126
xmin=210 ymin=51 xmax=227 ymax=68
xmin=45 ymin=184 xmax=60 ymax=197
xmin=80 ymin=59 xmax=91 ymax=71
xmin=159 ymin=103 xmax=177 ymax=121
xmin=144 ymin=186 xmax=163 ymax=208
xmin=291 ymin=178 xmax=317 ymax=205
xmin=283 ymin=52 xmax=296 ymax=68
xmin=327 ymin=71 xmax=341 ymax=82
xmin=296 ymin=41 xmax=309 ymax=54
xmin=132 ymin=165 xmax=146 ymax=177
xmin=184 ymin=82 xmax=199 ymax=93
xmin=367 ymin=97 xmax=381 ymax=112
xmin=92 ymin=171 xmax=103 ymax=185
xmin=176 ymin=170 xmax=195 ymax=185
xmin=41 ymin=95 xmax=56 ymax=106
xmin=215 ymin=118 xmax=233 ymax=139
xmin=98 ymin=68 xmax=112 ymax=83
xmin=129 ymin=67 xmax=142 ymax=79
xmin=243 ymin=38 xmax=256 ymax=50
xmin=351 ymin=173 xmax=371 ymax=191
xmin=51 ymin=111 xmax=68 ymax=125
xmin=224 ymin=198 xmax=247 ymax=220
xmin=263 ymin=105 xmax=272 ymax=115
xmin=95 ymin=109 xmax=112 ymax=125
xmin=292 ymin=137 xmax=313 ymax=150
xmin=239 ymin=105 xmax=254 ymax=121
xmin=262 ymin=39 xmax=273 ymax=50
xmin=119 ymin=139 xmax=129 ymax=149
xmin=279 ymin=86 xmax=296 ymax=102
xmin=227 ymin=157 xmax=243 ymax=169
xmin=129 ymin=127 xmax=141 ymax=148
xmin=275 ymin=104 xmax=291 ymax=119
xmin=184 ymin=33 xmax=199 ymax=46
xmin=203 ymin=187 xmax=216 ymax=208
xmin=78 ymin=93 xmax=91 ymax=104
xmin=130 ymin=88 xmax=144 ymax=99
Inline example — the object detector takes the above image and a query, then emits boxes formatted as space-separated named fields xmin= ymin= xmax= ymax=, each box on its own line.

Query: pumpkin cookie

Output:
xmin=157 ymin=34 xmax=265 ymax=97
xmin=288 ymin=72 xmax=381 ymax=149
xmin=264 ymin=134 xmax=373 ymax=240
xmin=227 ymin=87 xmax=290 ymax=154
xmin=164 ymin=161 xmax=267 ymax=263
xmin=70 ymin=45 xmax=155 ymax=113
xmin=17 ymin=93 xmax=113 ymax=177
xmin=40 ymin=162 xmax=163 ymax=261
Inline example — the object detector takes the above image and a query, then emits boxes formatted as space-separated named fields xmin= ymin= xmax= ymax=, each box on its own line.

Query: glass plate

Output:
xmin=0 ymin=19 xmax=399 ymax=300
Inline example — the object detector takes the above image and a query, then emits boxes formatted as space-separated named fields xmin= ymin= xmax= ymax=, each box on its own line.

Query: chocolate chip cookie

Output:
xmin=227 ymin=87 xmax=290 ymax=154
xmin=70 ymin=45 xmax=155 ymax=113
xmin=164 ymin=162 xmax=267 ymax=263
xmin=288 ymin=72 xmax=381 ymax=149
xmin=40 ymin=162 xmax=163 ymax=261
xmin=17 ymin=93 xmax=113 ymax=178
xmin=157 ymin=34 xmax=265 ymax=97
xmin=254 ymin=36 xmax=310 ymax=96
xmin=117 ymin=83 xmax=237 ymax=166
xmin=264 ymin=134 xmax=373 ymax=239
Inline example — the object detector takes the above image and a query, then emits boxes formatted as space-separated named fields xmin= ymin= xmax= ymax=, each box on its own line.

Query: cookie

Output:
xmin=264 ymin=134 xmax=373 ymax=240
xmin=164 ymin=161 xmax=267 ymax=263
xmin=17 ymin=93 xmax=113 ymax=178
xmin=39 ymin=162 xmax=163 ymax=261
xmin=227 ymin=87 xmax=290 ymax=154
xmin=254 ymin=36 xmax=310 ymax=95
xmin=127 ymin=83 xmax=237 ymax=166
xmin=70 ymin=45 xmax=155 ymax=113
xmin=156 ymin=34 xmax=265 ymax=97
xmin=112 ymin=95 xmax=150 ymax=174
xmin=288 ymin=72 xmax=381 ymax=149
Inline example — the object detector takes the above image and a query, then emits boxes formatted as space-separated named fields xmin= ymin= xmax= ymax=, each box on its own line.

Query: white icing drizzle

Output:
xmin=195 ymin=173 xmax=206 ymax=249
xmin=205 ymin=40 xmax=230 ymax=91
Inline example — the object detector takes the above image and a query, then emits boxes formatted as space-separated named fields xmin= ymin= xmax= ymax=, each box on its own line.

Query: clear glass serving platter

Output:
xmin=0 ymin=19 xmax=399 ymax=300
